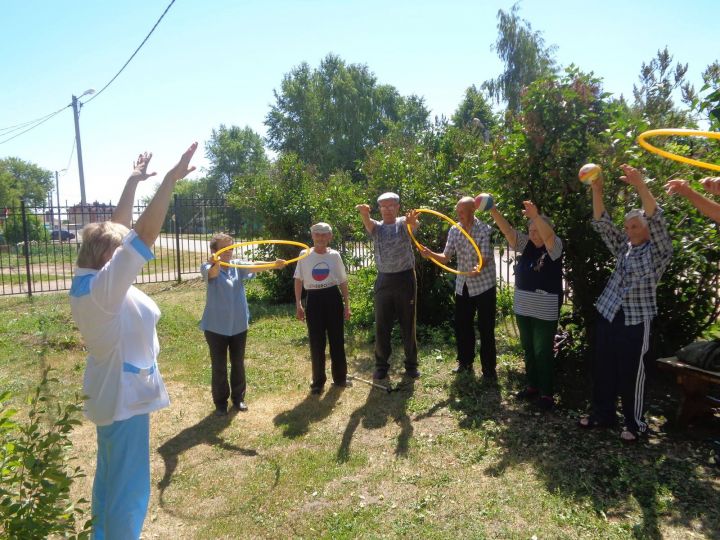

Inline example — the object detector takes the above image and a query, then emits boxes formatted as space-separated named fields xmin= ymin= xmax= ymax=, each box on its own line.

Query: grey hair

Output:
xmin=76 ymin=221 xmax=130 ymax=270
xmin=209 ymin=232 xmax=234 ymax=252
xmin=624 ymin=209 xmax=648 ymax=227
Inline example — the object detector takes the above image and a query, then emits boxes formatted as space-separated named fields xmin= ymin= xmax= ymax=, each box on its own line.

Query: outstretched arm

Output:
xmin=665 ymin=178 xmax=720 ymax=224
xmin=488 ymin=205 xmax=518 ymax=249
xmin=111 ymin=152 xmax=157 ymax=228
xmin=134 ymin=143 xmax=198 ymax=247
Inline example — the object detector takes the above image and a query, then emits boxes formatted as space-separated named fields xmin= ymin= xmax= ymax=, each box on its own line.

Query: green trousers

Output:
xmin=515 ymin=314 xmax=558 ymax=397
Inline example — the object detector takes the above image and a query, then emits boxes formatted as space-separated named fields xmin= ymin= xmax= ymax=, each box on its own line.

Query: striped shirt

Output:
xmin=592 ymin=208 xmax=673 ymax=325
xmin=513 ymin=232 xmax=563 ymax=321
xmin=443 ymin=217 xmax=496 ymax=296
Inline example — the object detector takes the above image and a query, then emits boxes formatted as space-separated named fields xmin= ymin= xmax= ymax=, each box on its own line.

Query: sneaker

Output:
xmin=372 ymin=369 xmax=388 ymax=380
xmin=214 ymin=406 xmax=228 ymax=417
xmin=404 ymin=368 xmax=421 ymax=379
xmin=233 ymin=401 xmax=248 ymax=412
xmin=451 ymin=365 xmax=473 ymax=374
xmin=333 ymin=379 xmax=353 ymax=388
xmin=515 ymin=387 xmax=539 ymax=400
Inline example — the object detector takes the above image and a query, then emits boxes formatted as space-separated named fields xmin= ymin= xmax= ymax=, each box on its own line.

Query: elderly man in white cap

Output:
xmin=356 ymin=193 xmax=420 ymax=380
xmin=294 ymin=222 xmax=351 ymax=394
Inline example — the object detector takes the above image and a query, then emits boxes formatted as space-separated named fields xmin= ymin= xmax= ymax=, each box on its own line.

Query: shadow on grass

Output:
xmin=273 ymin=386 xmax=344 ymax=438
xmin=157 ymin=411 xmax=258 ymax=509
xmin=337 ymin=376 xmax=417 ymax=462
xmin=483 ymin=365 xmax=719 ymax=539
xmin=414 ymin=370 xmax=503 ymax=430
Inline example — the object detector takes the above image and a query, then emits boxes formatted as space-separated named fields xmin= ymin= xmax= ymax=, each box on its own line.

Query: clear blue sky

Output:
xmin=1 ymin=0 xmax=718 ymax=205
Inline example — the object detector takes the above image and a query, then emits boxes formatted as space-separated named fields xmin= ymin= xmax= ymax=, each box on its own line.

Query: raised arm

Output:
xmin=111 ymin=152 xmax=157 ymax=228
xmin=590 ymin=172 xmax=606 ymax=220
xmin=522 ymin=200 xmax=556 ymax=251
xmin=134 ymin=143 xmax=198 ymax=247
xmin=355 ymin=204 xmax=376 ymax=234
xmin=665 ymin=178 xmax=720 ymax=224
xmin=620 ymin=164 xmax=657 ymax=217
xmin=489 ymin=205 xmax=518 ymax=249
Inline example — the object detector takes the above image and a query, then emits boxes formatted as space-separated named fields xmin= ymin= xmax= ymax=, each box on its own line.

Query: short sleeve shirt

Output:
xmin=294 ymin=248 xmax=348 ymax=289
xmin=370 ymin=217 xmax=415 ymax=273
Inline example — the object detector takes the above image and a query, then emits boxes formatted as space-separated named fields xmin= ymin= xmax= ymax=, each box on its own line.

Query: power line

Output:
xmin=0 ymin=105 xmax=69 ymax=135
xmin=84 ymin=0 xmax=177 ymax=106
xmin=0 ymin=107 xmax=69 ymax=145
xmin=64 ymin=137 xmax=77 ymax=172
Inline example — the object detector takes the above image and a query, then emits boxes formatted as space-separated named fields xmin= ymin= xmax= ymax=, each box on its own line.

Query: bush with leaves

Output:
xmin=3 ymin=212 xmax=50 ymax=244
xmin=0 ymin=369 xmax=91 ymax=539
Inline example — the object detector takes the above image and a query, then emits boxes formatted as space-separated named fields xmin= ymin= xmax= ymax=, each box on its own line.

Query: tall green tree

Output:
xmin=0 ymin=157 xmax=53 ymax=208
xmin=265 ymin=53 xmax=429 ymax=178
xmin=632 ymin=47 xmax=694 ymax=125
xmin=482 ymin=2 xmax=556 ymax=114
xmin=451 ymin=85 xmax=497 ymax=140
xmin=205 ymin=125 xmax=269 ymax=197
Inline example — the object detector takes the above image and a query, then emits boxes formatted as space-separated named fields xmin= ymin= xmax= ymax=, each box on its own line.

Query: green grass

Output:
xmin=0 ymin=278 xmax=718 ymax=539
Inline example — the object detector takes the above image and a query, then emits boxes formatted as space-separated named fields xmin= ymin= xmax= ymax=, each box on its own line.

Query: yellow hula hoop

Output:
xmin=213 ymin=240 xmax=310 ymax=269
xmin=637 ymin=129 xmax=720 ymax=172
xmin=407 ymin=208 xmax=483 ymax=276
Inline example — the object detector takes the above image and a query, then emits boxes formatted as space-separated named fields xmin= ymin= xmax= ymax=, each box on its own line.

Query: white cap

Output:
xmin=377 ymin=192 xmax=400 ymax=203
xmin=310 ymin=222 xmax=332 ymax=234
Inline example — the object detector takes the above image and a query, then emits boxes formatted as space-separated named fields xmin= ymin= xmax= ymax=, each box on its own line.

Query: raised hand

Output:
xmin=619 ymin=164 xmax=645 ymax=188
xmin=664 ymin=179 xmax=693 ymax=197
xmin=521 ymin=200 xmax=539 ymax=220
xmin=129 ymin=152 xmax=157 ymax=182
xmin=406 ymin=209 xmax=419 ymax=227
xmin=166 ymin=142 xmax=198 ymax=182
xmin=355 ymin=203 xmax=371 ymax=217
xmin=701 ymin=177 xmax=720 ymax=196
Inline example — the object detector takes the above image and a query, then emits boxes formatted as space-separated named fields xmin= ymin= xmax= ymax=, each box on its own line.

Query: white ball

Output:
xmin=578 ymin=163 xmax=601 ymax=185
xmin=474 ymin=193 xmax=494 ymax=211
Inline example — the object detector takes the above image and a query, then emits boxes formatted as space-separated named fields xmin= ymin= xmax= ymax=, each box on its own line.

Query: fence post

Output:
xmin=20 ymin=199 xmax=33 ymax=297
xmin=174 ymin=194 xmax=182 ymax=283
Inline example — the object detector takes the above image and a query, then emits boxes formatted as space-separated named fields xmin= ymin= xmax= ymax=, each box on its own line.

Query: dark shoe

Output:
xmin=333 ymin=379 xmax=353 ymax=388
xmin=404 ymin=368 xmax=421 ymax=379
xmin=372 ymin=369 xmax=388 ymax=380
xmin=451 ymin=365 xmax=473 ymax=374
xmin=214 ymin=406 xmax=228 ymax=417
xmin=515 ymin=387 xmax=539 ymax=400
xmin=233 ymin=401 xmax=248 ymax=412
xmin=537 ymin=396 xmax=554 ymax=411
xmin=483 ymin=372 xmax=498 ymax=381
xmin=310 ymin=387 xmax=323 ymax=395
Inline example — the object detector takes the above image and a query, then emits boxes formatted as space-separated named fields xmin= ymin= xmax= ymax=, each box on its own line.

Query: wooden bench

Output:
xmin=657 ymin=356 xmax=720 ymax=427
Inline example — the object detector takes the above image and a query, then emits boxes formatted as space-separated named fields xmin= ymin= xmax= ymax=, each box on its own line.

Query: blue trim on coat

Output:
xmin=69 ymin=274 xmax=93 ymax=297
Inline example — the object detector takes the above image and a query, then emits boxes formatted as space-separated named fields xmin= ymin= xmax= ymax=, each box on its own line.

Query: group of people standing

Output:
xmin=69 ymin=141 xmax=719 ymax=537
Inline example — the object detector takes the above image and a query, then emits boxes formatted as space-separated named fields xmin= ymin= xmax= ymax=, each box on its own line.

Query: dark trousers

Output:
xmin=516 ymin=314 xmax=557 ymax=396
xmin=204 ymin=329 xmax=247 ymax=407
xmin=374 ymin=269 xmax=418 ymax=372
xmin=455 ymin=285 xmax=497 ymax=376
xmin=592 ymin=309 xmax=650 ymax=434
xmin=306 ymin=286 xmax=347 ymax=389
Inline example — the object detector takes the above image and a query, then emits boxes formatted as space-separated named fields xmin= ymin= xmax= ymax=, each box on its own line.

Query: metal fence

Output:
xmin=0 ymin=197 xmax=517 ymax=297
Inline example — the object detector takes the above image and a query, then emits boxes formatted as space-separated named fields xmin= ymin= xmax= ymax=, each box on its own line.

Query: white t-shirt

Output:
xmin=70 ymin=230 xmax=170 ymax=426
xmin=293 ymin=248 xmax=348 ymax=289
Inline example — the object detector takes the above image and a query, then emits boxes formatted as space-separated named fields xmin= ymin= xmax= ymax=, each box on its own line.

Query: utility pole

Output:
xmin=55 ymin=170 xmax=61 ymax=229
xmin=71 ymin=94 xmax=87 ymax=206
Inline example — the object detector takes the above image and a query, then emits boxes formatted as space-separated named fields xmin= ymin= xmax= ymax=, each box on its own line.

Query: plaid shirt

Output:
xmin=443 ymin=217 xmax=496 ymax=296
xmin=592 ymin=207 xmax=673 ymax=325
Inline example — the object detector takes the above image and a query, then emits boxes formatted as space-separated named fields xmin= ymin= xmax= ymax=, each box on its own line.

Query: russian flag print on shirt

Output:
xmin=312 ymin=262 xmax=330 ymax=282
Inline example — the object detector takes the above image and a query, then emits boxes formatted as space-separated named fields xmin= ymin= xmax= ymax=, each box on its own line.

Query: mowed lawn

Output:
xmin=0 ymin=279 xmax=718 ymax=539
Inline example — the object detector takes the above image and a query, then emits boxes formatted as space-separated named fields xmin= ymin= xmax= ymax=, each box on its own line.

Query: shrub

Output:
xmin=0 ymin=369 xmax=91 ymax=539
